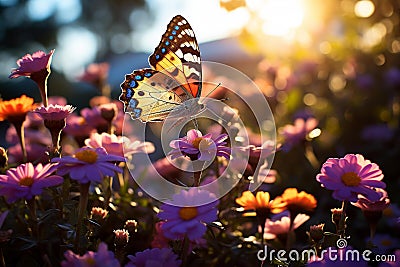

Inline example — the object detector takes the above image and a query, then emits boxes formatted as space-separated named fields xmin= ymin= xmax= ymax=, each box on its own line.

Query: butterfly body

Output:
xmin=120 ymin=15 xmax=203 ymax=123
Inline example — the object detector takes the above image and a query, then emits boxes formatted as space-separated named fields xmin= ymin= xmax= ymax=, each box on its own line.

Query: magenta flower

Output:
xmin=7 ymin=143 xmax=49 ymax=164
xmin=61 ymin=242 xmax=120 ymax=267
xmin=157 ymin=188 xmax=219 ymax=241
xmin=169 ymin=129 xmax=230 ymax=161
xmin=316 ymin=154 xmax=386 ymax=202
xmin=85 ymin=132 xmax=154 ymax=157
xmin=77 ymin=62 xmax=109 ymax=86
xmin=263 ymin=213 xmax=310 ymax=239
xmin=9 ymin=50 xmax=54 ymax=78
xmin=0 ymin=163 xmax=63 ymax=203
xmin=280 ymin=117 xmax=318 ymax=151
xmin=34 ymin=104 xmax=76 ymax=121
xmin=352 ymin=188 xmax=390 ymax=211
xmin=151 ymin=221 xmax=170 ymax=248
xmin=9 ymin=50 xmax=55 ymax=106
xmin=64 ymin=114 xmax=96 ymax=138
xmin=51 ymin=147 xmax=124 ymax=184
xmin=125 ymin=248 xmax=181 ymax=267
xmin=80 ymin=106 xmax=109 ymax=132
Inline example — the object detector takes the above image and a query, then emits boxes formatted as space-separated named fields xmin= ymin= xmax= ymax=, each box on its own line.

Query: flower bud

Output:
xmin=90 ymin=207 xmax=108 ymax=221
xmin=124 ymin=219 xmax=138 ymax=234
xmin=0 ymin=147 xmax=8 ymax=168
xmin=309 ymin=224 xmax=325 ymax=242
xmin=114 ymin=229 xmax=129 ymax=248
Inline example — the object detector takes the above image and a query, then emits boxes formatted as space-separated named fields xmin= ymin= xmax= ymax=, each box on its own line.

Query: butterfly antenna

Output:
xmin=193 ymin=117 xmax=199 ymax=130
xmin=199 ymin=83 xmax=221 ymax=104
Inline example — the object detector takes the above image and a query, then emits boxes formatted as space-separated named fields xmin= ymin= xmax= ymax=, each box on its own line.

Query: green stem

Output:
xmin=181 ymin=235 xmax=190 ymax=267
xmin=14 ymin=120 xmax=27 ymax=163
xmin=26 ymin=198 xmax=38 ymax=238
xmin=75 ymin=182 xmax=90 ymax=252
xmin=193 ymin=171 xmax=201 ymax=187
xmin=0 ymin=247 xmax=5 ymax=267
xmin=31 ymin=68 xmax=50 ymax=107
xmin=338 ymin=201 xmax=348 ymax=238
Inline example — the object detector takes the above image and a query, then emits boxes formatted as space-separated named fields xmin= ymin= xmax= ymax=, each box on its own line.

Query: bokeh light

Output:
xmin=354 ymin=0 xmax=375 ymax=18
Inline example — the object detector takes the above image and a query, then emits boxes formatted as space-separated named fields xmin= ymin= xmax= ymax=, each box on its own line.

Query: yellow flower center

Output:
xmin=191 ymin=137 xmax=204 ymax=149
xmin=84 ymin=257 xmax=96 ymax=266
xmin=341 ymin=172 xmax=361 ymax=186
xmin=19 ymin=177 xmax=34 ymax=187
xmin=179 ymin=207 xmax=198 ymax=220
xmin=74 ymin=149 xmax=98 ymax=163
xmin=381 ymin=239 xmax=392 ymax=247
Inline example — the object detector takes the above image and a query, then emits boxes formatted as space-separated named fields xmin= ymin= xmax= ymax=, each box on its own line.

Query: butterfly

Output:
xmin=119 ymin=15 xmax=204 ymax=123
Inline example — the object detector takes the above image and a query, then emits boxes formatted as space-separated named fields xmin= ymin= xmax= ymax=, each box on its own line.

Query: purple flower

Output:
xmin=369 ymin=234 xmax=400 ymax=253
xmin=169 ymin=129 xmax=230 ymax=161
xmin=352 ymin=188 xmax=390 ymax=211
xmin=64 ymin=114 xmax=96 ymax=139
xmin=34 ymin=104 xmax=76 ymax=121
xmin=361 ymin=124 xmax=394 ymax=142
xmin=80 ymin=106 xmax=108 ymax=131
xmin=9 ymin=50 xmax=54 ymax=79
xmin=316 ymin=154 xmax=386 ymax=202
xmin=9 ymin=50 xmax=55 ymax=107
xmin=125 ymin=248 xmax=181 ymax=267
xmin=157 ymin=188 xmax=219 ymax=241
xmin=51 ymin=147 xmax=124 ymax=184
xmin=61 ymin=242 xmax=120 ymax=267
xmin=85 ymin=132 xmax=154 ymax=157
xmin=280 ymin=117 xmax=318 ymax=151
xmin=0 ymin=163 xmax=63 ymax=203
xmin=384 ymin=67 xmax=400 ymax=88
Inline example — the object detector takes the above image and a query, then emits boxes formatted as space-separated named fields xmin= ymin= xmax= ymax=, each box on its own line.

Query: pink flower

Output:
xmin=80 ymin=106 xmax=109 ymax=132
xmin=77 ymin=62 xmax=109 ymax=86
xmin=316 ymin=154 xmax=386 ymax=202
xmin=151 ymin=221 xmax=170 ymax=248
xmin=352 ymin=188 xmax=390 ymax=211
xmin=126 ymin=248 xmax=181 ymax=267
xmin=9 ymin=50 xmax=55 ymax=107
xmin=7 ymin=143 xmax=49 ymax=164
xmin=169 ymin=129 xmax=230 ymax=161
xmin=48 ymin=96 xmax=68 ymax=106
xmin=62 ymin=242 xmax=120 ymax=267
xmin=9 ymin=50 xmax=54 ymax=78
xmin=157 ymin=188 xmax=219 ymax=241
xmin=64 ymin=114 xmax=96 ymax=145
xmin=263 ymin=213 xmax=310 ymax=239
xmin=0 ymin=163 xmax=63 ymax=203
xmin=85 ymin=132 xmax=154 ymax=157
xmin=34 ymin=104 xmax=75 ymax=121
xmin=280 ymin=117 xmax=318 ymax=151
xmin=51 ymin=147 xmax=124 ymax=184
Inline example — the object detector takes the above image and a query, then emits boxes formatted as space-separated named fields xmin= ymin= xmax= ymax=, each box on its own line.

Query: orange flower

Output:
xmin=236 ymin=191 xmax=286 ymax=214
xmin=274 ymin=188 xmax=317 ymax=214
xmin=0 ymin=95 xmax=36 ymax=122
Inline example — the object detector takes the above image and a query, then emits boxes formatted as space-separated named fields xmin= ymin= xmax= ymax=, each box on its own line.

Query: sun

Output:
xmin=254 ymin=0 xmax=306 ymax=37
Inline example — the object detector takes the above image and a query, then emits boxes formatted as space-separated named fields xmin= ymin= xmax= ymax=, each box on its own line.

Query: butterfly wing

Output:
xmin=120 ymin=15 xmax=203 ymax=122
xmin=120 ymin=69 xmax=185 ymax=122
xmin=148 ymin=15 xmax=202 ymax=99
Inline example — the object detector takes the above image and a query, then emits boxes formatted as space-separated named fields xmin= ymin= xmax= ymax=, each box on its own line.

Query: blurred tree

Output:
xmin=0 ymin=0 xmax=148 ymax=61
